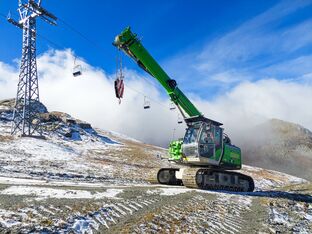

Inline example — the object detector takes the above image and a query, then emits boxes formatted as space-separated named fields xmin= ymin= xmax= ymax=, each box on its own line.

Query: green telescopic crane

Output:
xmin=113 ymin=27 xmax=254 ymax=192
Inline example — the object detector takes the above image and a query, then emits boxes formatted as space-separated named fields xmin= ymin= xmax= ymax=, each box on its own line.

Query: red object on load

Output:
xmin=115 ymin=54 xmax=125 ymax=104
xmin=114 ymin=78 xmax=124 ymax=103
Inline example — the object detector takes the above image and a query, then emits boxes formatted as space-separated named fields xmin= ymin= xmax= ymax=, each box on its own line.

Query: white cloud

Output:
xmin=198 ymin=1 xmax=312 ymax=65
xmin=0 ymin=62 xmax=18 ymax=99
xmin=209 ymin=70 xmax=249 ymax=85
xmin=0 ymin=49 xmax=311 ymax=148
xmin=0 ymin=49 xmax=186 ymax=147
xmin=263 ymin=55 xmax=312 ymax=78
xmin=196 ymin=79 xmax=312 ymax=139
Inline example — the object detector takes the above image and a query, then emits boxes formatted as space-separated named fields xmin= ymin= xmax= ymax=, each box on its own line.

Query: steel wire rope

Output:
xmin=1 ymin=11 xmax=181 ymax=117
xmin=57 ymin=17 xmax=170 ymax=102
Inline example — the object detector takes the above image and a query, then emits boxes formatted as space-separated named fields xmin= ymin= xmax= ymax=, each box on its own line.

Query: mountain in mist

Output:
xmin=240 ymin=118 xmax=312 ymax=181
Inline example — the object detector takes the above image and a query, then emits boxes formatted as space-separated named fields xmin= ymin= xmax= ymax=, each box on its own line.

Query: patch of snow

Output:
xmin=0 ymin=209 xmax=22 ymax=228
xmin=18 ymin=207 xmax=42 ymax=217
xmin=305 ymin=214 xmax=312 ymax=221
xmin=0 ymin=217 xmax=21 ymax=228
xmin=270 ymin=208 xmax=290 ymax=225
xmin=217 ymin=193 xmax=253 ymax=210
xmin=0 ymin=177 xmax=48 ymax=185
xmin=288 ymin=177 xmax=307 ymax=184
xmin=242 ymin=164 xmax=307 ymax=190
xmin=108 ymin=130 xmax=142 ymax=143
xmin=0 ymin=137 xmax=78 ymax=161
xmin=254 ymin=178 xmax=276 ymax=190
xmin=71 ymin=216 xmax=99 ymax=234
xmin=39 ymin=206 xmax=55 ymax=215
xmin=1 ymin=186 xmax=123 ymax=200
xmin=0 ymin=176 xmax=159 ymax=188
xmin=93 ymin=212 xmax=109 ymax=228
xmin=147 ymin=188 xmax=191 ymax=196
xmin=94 ymin=189 xmax=122 ymax=199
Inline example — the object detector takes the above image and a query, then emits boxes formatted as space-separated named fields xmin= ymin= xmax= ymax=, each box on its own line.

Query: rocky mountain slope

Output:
xmin=0 ymin=99 xmax=311 ymax=233
xmin=239 ymin=119 xmax=312 ymax=181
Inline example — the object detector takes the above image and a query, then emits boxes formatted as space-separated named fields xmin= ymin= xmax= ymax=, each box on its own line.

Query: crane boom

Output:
xmin=113 ymin=27 xmax=201 ymax=118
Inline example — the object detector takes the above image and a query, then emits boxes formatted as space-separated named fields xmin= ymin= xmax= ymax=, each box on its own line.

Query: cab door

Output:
xmin=198 ymin=123 xmax=215 ymax=158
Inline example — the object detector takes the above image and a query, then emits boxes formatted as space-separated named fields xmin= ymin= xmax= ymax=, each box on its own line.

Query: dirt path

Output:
xmin=0 ymin=178 xmax=311 ymax=233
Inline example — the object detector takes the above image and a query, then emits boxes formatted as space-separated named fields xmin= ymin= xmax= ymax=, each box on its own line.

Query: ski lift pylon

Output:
xmin=72 ymin=57 xmax=82 ymax=77
xmin=143 ymin=96 xmax=151 ymax=109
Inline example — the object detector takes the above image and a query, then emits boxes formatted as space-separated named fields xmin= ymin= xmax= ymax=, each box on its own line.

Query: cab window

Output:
xmin=199 ymin=124 xmax=214 ymax=144
xmin=183 ymin=127 xmax=199 ymax=144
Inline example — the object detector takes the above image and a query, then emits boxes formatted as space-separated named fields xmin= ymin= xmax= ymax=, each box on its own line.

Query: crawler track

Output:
xmin=182 ymin=168 xmax=254 ymax=192
xmin=147 ymin=168 xmax=182 ymax=185
xmin=147 ymin=167 xmax=254 ymax=192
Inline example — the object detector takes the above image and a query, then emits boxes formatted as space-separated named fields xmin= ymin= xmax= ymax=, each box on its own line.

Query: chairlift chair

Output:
xmin=177 ymin=114 xmax=183 ymax=124
xmin=169 ymin=102 xmax=176 ymax=110
xmin=72 ymin=57 xmax=82 ymax=77
xmin=143 ymin=96 xmax=151 ymax=109
xmin=73 ymin=65 xmax=82 ymax=77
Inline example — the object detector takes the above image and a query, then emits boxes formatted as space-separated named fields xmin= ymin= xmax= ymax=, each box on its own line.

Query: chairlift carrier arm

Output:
xmin=113 ymin=27 xmax=202 ymax=118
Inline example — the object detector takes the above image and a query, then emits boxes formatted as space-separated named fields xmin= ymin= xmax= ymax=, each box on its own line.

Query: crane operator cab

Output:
xmin=181 ymin=116 xmax=241 ymax=169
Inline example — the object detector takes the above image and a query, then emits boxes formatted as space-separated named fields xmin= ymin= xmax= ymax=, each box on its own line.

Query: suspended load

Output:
xmin=72 ymin=57 xmax=82 ymax=77
xmin=114 ymin=78 xmax=124 ymax=102
xmin=115 ymin=54 xmax=124 ymax=103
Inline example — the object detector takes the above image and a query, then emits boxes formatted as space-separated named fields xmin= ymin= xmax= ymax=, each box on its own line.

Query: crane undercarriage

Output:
xmin=148 ymin=167 xmax=255 ymax=192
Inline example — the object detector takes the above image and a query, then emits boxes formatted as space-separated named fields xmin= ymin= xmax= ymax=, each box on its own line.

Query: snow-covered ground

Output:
xmin=0 ymin=102 xmax=311 ymax=233
xmin=0 ymin=110 xmax=154 ymax=185
xmin=1 ymin=186 xmax=123 ymax=200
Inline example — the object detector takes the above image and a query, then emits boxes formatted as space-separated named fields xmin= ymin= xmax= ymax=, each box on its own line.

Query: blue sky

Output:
xmin=0 ymin=0 xmax=279 ymax=68
xmin=0 ymin=0 xmax=312 ymax=144
xmin=2 ymin=0 xmax=311 ymax=98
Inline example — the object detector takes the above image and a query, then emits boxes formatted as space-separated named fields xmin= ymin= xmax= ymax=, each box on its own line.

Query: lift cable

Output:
xmin=36 ymin=15 xmax=170 ymax=106
xmin=37 ymin=33 xmax=66 ymax=50
xmin=0 ymin=12 xmax=7 ymax=18
xmin=57 ymin=18 xmax=178 ymax=112
xmin=1 ymin=11 xmax=182 ymax=118
xmin=58 ymin=17 xmax=106 ymax=53
xmin=123 ymin=83 xmax=185 ymax=126
xmin=58 ymin=17 xmax=165 ymax=93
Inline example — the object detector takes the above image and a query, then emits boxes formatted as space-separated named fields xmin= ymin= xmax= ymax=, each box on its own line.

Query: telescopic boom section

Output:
xmin=113 ymin=27 xmax=202 ymax=118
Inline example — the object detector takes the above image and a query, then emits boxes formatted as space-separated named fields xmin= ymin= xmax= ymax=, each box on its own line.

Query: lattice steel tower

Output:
xmin=8 ymin=0 xmax=57 ymax=136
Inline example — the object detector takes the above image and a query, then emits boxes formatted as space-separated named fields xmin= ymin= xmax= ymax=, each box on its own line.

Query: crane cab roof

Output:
xmin=184 ymin=116 xmax=223 ymax=127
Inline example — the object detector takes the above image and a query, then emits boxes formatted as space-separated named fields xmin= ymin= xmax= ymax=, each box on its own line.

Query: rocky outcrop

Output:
xmin=0 ymin=98 xmax=48 ymax=114
xmin=0 ymin=98 xmax=92 ymax=140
